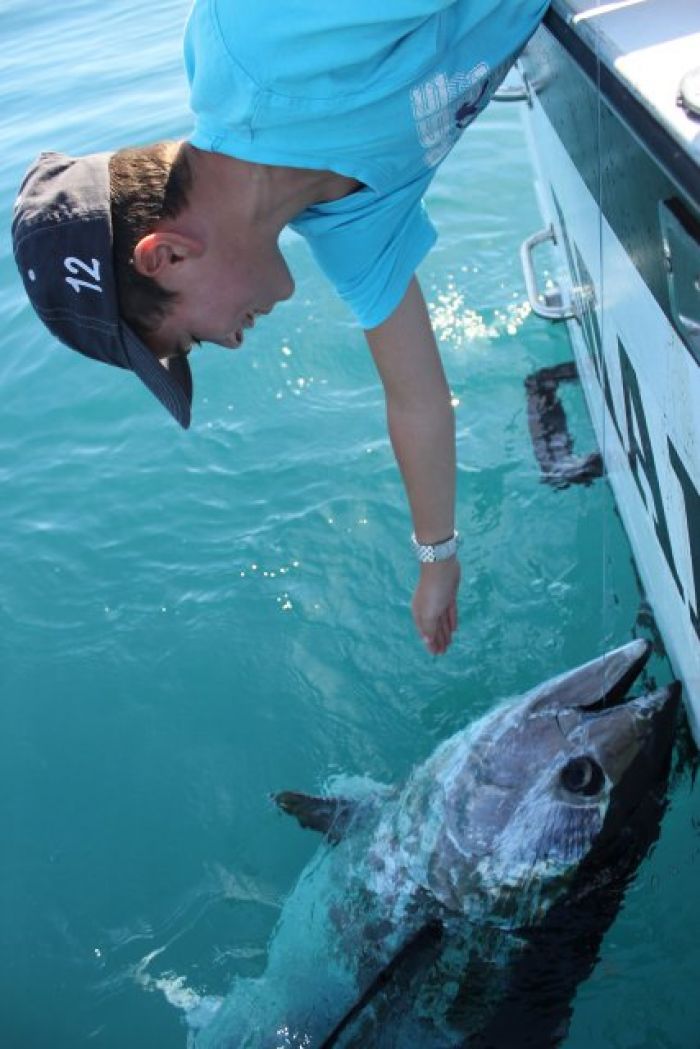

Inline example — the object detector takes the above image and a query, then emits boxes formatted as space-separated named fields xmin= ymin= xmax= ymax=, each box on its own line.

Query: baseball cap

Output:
xmin=11 ymin=150 xmax=193 ymax=428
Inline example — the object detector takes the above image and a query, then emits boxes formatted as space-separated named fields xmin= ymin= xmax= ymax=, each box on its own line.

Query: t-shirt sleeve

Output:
xmin=291 ymin=183 xmax=437 ymax=330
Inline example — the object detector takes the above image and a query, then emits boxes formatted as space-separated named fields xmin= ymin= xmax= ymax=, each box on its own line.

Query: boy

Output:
xmin=12 ymin=0 xmax=548 ymax=655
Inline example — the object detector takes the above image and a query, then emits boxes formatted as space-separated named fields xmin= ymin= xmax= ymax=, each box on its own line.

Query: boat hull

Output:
xmin=519 ymin=13 xmax=700 ymax=737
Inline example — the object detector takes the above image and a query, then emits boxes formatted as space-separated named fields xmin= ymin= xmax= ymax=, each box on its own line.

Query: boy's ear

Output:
xmin=132 ymin=231 xmax=203 ymax=282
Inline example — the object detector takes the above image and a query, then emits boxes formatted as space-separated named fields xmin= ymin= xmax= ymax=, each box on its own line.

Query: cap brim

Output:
xmin=121 ymin=323 xmax=192 ymax=429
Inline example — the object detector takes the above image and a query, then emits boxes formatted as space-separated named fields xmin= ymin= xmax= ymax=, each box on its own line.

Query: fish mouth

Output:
xmin=561 ymin=639 xmax=680 ymax=740
xmin=544 ymin=640 xmax=681 ymax=781
xmin=533 ymin=638 xmax=655 ymax=713
xmin=531 ymin=638 xmax=681 ymax=752
xmin=621 ymin=680 xmax=682 ymax=743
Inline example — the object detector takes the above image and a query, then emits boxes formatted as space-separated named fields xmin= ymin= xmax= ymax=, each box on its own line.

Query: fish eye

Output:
xmin=560 ymin=756 xmax=605 ymax=797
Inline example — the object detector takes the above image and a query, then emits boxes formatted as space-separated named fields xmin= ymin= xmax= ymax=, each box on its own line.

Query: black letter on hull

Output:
xmin=668 ymin=438 xmax=700 ymax=641
xmin=618 ymin=339 xmax=684 ymax=596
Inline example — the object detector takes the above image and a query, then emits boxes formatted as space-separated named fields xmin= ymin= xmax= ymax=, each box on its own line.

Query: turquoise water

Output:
xmin=2 ymin=3 xmax=699 ymax=1047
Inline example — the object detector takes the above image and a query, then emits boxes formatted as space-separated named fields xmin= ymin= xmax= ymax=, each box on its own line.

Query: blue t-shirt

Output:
xmin=184 ymin=0 xmax=548 ymax=328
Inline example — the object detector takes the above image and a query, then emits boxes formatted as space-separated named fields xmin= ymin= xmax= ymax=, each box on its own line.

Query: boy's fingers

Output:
xmin=419 ymin=612 xmax=456 ymax=655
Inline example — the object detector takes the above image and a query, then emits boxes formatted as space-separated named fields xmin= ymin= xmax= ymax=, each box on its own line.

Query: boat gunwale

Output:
xmin=543 ymin=3 xmax=700 ymax=218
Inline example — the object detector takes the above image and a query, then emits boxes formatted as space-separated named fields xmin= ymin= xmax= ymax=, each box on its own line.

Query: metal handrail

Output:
xmin=520 ymin=225 xmax=577 ymax=321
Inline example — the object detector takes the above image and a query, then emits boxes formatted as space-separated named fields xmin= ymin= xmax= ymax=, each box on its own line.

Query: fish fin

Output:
xmin=319 ymin=919 xmax=445 ymax=1048
xmin=272 ymin=791 xmax=360 ymax=842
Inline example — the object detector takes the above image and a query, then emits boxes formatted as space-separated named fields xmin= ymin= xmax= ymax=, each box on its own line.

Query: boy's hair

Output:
xmin=109 ymin=141 xmax=192 ymax=340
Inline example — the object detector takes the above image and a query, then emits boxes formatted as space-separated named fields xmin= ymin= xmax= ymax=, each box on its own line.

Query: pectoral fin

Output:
xmin=272 ymin=791 xmax=361 ymax=842
xmin=319 ymin=919 xmax=445 ymax=1048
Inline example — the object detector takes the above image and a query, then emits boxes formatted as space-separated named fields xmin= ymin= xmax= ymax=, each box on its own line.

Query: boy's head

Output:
xmin=12 ymin=142 xmax=194 ymax=428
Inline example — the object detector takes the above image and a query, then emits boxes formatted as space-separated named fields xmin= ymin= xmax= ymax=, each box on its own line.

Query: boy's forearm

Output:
xmin=365 ymin=276 xmax=460 ymax=655
xmin=385 ymin=393 xmax=456 ymax=544
xmin=365 ymin=276 xmax=456 ymax=544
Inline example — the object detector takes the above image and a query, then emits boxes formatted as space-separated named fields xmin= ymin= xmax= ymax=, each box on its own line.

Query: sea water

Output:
xmin=1 ymin=3 xmax=699 ymax=1047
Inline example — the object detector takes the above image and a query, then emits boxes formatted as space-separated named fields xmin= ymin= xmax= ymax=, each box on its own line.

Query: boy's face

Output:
xmin=143 ymin=231 xmax=294 ymax=360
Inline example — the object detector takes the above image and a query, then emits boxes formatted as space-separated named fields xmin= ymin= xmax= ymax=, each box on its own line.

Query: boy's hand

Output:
xmin=412 ymin=557 xmax=461 ymax=655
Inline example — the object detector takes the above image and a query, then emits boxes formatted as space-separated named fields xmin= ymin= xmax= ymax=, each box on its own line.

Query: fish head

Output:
xmin=432 ymin=640 xmax=679 ymax=922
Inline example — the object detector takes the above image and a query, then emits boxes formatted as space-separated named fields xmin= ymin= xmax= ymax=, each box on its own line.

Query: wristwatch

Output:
xmin=411 ymin=531 xmax=461 ymax=564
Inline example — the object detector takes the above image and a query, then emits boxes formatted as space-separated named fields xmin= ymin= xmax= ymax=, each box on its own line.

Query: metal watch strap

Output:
xmin=411 ymin=531 xmax=461 ymax=563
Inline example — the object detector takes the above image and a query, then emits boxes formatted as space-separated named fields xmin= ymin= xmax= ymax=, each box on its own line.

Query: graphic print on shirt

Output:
xmin=410 ymin=57 xmax=512 ymax=167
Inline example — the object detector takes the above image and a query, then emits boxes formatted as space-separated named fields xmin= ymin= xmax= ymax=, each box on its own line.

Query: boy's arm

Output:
xmin=365 ymin=276 xmax=460 ymax=655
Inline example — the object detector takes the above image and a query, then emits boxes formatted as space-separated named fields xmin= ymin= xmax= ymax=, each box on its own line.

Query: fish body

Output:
xmin=196 ymin=641 xmax=679 ymax=1048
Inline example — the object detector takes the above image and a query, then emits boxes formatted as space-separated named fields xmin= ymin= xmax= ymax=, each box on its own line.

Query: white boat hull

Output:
xmin=520 ymin=19 xmax=700 ymax=737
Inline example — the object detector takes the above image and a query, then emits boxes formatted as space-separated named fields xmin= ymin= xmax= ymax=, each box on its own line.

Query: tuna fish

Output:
xmin=194 ymin=640 xmax=679 ymax=1049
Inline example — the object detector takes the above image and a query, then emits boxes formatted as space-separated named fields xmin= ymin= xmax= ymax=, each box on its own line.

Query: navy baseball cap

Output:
xmin=11 ymin=150 xmax=193 ymax=428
